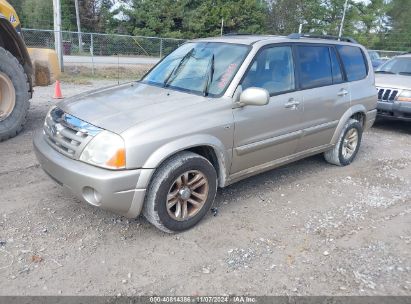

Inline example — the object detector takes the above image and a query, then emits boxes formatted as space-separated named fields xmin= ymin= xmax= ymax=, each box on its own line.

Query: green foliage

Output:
xmin=9 ymin=0 xmax=411 ymax=51
xmin=15 ymin=0 xmax=53 ymax=29
xmin=384 ymin=0 xmax=411 ymax=51
xmin=61 ymin=0 xmax=76 ymax=31
xmin=124 ymin=0 xmax=267 ymax=38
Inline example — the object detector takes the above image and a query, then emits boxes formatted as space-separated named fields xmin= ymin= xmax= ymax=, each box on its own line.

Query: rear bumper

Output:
xmin=33 ymin=131 xmax=154 ymax=218
xmin=377 ymin=101 xmax=411 ymax=120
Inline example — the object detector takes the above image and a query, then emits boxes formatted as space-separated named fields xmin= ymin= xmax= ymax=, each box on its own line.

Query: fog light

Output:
xmin=82 ymin=186 xmax=102 ymax=206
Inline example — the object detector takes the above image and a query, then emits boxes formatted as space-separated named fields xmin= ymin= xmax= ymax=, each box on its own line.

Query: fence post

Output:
xmin=90 ymin=33 xmax=95 ymax=75
xmin=160 ymin=38 xmax=163 ymax=58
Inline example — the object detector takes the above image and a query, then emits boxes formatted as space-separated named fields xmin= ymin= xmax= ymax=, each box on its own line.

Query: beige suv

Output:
xmin=34 ymin=34 xmax=377 ymax=232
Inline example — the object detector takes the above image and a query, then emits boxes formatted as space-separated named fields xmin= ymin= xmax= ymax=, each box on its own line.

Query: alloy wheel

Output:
xmin=166 ymin=170 xmax=209 ymax=221
xmin=342 ymin=128 xmax=358 ymax=159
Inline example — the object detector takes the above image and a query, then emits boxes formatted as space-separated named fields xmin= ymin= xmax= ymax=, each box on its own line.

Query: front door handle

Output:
xmin=284 ymin=99 xmax=300 ymax=109
xmin=338 ymin=89 xmax=349 ymax=97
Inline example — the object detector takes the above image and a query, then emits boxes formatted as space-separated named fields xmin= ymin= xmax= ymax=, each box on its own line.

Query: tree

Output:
xmin=78 ymin=0 xmax=114 ymax=33
xmin=18 ymin=0 xmax=53 ymax=29
xmin=384 ymin=0 xmax=411 ymax=51
xmin=123 ymin=0 xmax=267 ymax=38
xmin=61 ymin=0 xmax=77 ymax=31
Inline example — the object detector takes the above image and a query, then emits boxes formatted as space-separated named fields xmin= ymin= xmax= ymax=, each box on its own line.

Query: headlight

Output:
xmin=80 ymin=131 xmax=126 ymax=169
xmin=397 ymin=90 xmax=411 ymax=102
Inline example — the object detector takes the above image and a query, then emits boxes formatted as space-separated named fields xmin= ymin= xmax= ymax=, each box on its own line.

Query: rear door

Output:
xmin=295 ymin=44 xmax=350 ymax=153
xmin=336 ymin=45 xmax=373 ymax=111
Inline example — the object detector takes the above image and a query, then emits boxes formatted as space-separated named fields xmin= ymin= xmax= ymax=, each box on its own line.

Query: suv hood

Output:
xmin=375 ymin=74 xmax=411 ymax=90
xmin=58 ymin=82 xmax=205 ymax=134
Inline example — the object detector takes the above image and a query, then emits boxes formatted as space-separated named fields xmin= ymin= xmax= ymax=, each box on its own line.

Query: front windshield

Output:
xmin=376 ymin=57 xmax=411 ymax=75
xmin=142 ymin=42 xmax=250 ymax=96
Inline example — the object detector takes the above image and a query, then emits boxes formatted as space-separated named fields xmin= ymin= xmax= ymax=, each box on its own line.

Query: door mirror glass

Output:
xmin=239 ymin=87 xmax=270 ymax=106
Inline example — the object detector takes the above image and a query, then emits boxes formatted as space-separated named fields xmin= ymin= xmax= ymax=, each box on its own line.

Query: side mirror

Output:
xmin=238 ymin=87 xmax=270 ymax=107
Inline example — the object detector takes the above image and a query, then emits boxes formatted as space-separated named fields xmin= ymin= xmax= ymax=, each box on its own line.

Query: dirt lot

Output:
xmin=0 ymin=81 xmax=410 ymax=296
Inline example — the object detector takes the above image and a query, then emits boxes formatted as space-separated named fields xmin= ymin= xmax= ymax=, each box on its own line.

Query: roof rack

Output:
xmin=223 ymin=33 xmax=253 ymax=36
xmin=287 ymin=33 xmax=358 ymax=44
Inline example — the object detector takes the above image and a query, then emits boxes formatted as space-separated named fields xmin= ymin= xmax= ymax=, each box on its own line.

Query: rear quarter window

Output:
xmin=337 ymin=45 xmax=368 ymax=81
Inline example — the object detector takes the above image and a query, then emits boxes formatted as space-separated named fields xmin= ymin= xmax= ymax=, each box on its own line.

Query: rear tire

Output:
xmin=0 ymin=47 xmax=30 ymax=141
xmin=143 ymin=151 xmax=217 ymax=233
xmin=324 ymin=118 xmax=363 ymax=166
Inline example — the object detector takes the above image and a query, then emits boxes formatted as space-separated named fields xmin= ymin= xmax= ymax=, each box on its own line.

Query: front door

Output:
xmin=231 ymin=45 xmax=303 ymax=174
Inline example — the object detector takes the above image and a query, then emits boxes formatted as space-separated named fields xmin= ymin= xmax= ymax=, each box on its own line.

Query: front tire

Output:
xmin=143 ymin=151 xmax=217 ymax=233
xmin=0 ymin=47 xmax=30 ymax=141
xmin=324 ymin=118 xmax=363 ymax=166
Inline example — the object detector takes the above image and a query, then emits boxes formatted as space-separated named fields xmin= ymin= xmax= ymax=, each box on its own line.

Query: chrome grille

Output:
xmin=377 ymin=88 xmax=398 ymax=103
xmin=43 ymin=107 xmax=101 ymax=159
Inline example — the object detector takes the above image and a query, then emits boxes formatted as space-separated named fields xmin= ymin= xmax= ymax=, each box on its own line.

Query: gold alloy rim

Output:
xmin=166 ymin=170 xmax=209 ymax=221
xmin=0 ymin=72 xmax=16 ymax=122
xmin=342 ymin=128 xmax=358 ymax=159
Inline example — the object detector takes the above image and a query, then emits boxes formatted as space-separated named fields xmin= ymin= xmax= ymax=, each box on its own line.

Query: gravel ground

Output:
xmin=0 ymin=81 xmax=410 ymax=296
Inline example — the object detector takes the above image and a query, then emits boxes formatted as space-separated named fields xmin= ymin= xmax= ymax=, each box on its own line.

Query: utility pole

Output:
xmin=53 ymin=0 xmax=64 ymax=72
xmin=74 ymin=0 xmax=83 ymax=53
xmin=220 ymin=18 xmax=224 ymax=36
xmin=338 ymin=0 xmax=349 ymax=39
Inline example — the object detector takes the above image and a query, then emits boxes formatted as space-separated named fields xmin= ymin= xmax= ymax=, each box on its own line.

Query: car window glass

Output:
xmin=143 ymin=42 xmax=250 ymax=96
xmin=242 ymin=46 xmax=295 ymax=95
xmin=330 ymin=47 xmax=344 ymax=83
xmin=377 ymin=57 xmax=411 ymax=75
xmin=337 ymin=45 xmax=367 ymax=81
xmin=297 ymin=45 xmax=333 ymax=89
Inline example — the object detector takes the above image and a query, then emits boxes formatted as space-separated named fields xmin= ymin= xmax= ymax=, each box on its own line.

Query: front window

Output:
xmin=241 ymin=46 xmax=295 ymax=95
xmin=376 ymin=57 xmax=411 ymax=76
xmin=142 ymin=42 xmax=250 ymax=96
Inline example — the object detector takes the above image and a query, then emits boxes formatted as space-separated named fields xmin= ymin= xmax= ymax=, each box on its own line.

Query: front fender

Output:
xmin=142 ymin=134 xmax=231 ymax=187
xmin=330 ymin=104 xmax=367 ymax=145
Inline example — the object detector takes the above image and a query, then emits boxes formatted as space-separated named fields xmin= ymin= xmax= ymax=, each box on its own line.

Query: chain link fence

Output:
xmin=22 ymin=28 xmax=186 ymax=57
xmin=21 ymin=28 xmax=186 ymax=81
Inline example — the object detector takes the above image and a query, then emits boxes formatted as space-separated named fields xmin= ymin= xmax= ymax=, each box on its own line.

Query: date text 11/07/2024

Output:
xmin=148 ymin=296 xmax=257 ymax=303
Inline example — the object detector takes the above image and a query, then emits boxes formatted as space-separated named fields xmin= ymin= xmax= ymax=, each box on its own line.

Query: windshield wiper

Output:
xmin=398 ymin=72 xmax=411 ymax=76
xmin=163 ymin=48 xmax=195 ymax=88
xmin=375 ymin=70 xmax=395 ymax=74
xmin=203 ymin=54 xmax=215 ymax=97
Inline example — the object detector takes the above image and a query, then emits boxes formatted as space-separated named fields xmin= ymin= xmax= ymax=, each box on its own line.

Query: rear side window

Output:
xmin=337 ymin=45 xmax=368 ymax=81
xmin=297 ymin=45 xmax=333 ymax=89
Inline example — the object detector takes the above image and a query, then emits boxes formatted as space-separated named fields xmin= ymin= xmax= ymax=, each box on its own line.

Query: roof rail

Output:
xmin=223 ymin=33 xmax=252 ymax=36
xmin=287 ymin=33 xmax=358 ymax=44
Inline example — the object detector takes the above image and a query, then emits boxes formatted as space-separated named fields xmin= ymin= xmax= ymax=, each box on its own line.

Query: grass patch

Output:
xmin=60 ymin=65 xmax=153 ymax=84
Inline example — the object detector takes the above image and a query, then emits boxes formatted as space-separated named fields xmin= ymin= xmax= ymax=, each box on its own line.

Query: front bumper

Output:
xmin=377 ymin=101 xmax=411 ymax=120
xmin=33 ymin=131 xmax=154 ymax=218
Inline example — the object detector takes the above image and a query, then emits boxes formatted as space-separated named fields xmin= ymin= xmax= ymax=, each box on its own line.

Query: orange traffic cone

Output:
xmin=53 ymin=80 xmax=64 ymax=99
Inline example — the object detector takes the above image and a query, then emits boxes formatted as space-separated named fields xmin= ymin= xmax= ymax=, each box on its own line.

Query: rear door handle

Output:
xmin=284 ymin=99 xmax=300 ymax=109
xmin=338 ymin=89 xmax=349 ymax=97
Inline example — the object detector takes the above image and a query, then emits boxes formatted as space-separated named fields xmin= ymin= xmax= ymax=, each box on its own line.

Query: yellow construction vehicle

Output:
xmin=0 ymin=0 xmax=34 ymax=140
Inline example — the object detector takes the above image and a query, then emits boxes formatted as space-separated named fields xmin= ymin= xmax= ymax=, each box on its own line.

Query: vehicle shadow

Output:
xmin=372 ymin=118 xmax=411 ymax=135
